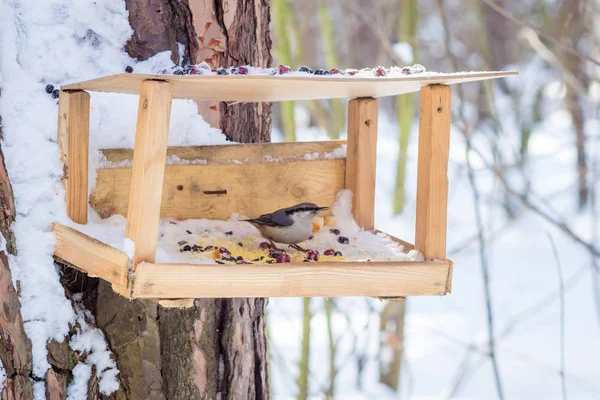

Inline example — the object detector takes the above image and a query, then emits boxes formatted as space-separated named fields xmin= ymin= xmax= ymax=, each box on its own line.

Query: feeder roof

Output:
xmin=61 ymin=70 xmax=518 ymax=102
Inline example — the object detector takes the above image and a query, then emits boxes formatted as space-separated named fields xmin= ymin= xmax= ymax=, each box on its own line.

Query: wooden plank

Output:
xmin=58 ymin=90 xmax=90 ymax=224
xmin=157 ymin=299 xmax=196 ymax=308
xmin=52 ymin=223 xmax=129 ymax=296
xmin=126 ymin=80 xmax=173 ymax=269
xmin=415 ymin=85 xmax=451 ymax=260
xmin=100 ymin=140 xmax=346 ymax=165
xmin=346 ymin=98 xmax=378 ymax=230
xmin=91 ymin=159 xmax=345 ymax=220
xmin=61 ymin=71 xmax=519 ymax=102
xmin=131 ymin=261 xmax=451 ymax=298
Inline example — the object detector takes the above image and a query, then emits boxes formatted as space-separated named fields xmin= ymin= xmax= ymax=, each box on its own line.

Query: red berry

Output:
xmin=374 ymin=67 xmax=387 ymax=76
xmin=306 ymin=250 xmax=320 ymax=261
xmin=219 ymin=247 xmax=230 ymax=255
xmin=412 ymin=64 xmax=425 ymax=74
xmin=401 ymin=66 xmax=413 ymax=75
xmin=278 ymin=65 xmax=291 ymax=74
xmin=276 ymin=253 xmax=291 ymax=263
xmin=324 ymin=249 xmax=335 ymax=256
xmin=345 ymin=69 xmax=358 ymax=76
xmin=238 ymin=66 xmax=249 ymax=75
xmin=330 ymin=68 xmax=340 ymax=75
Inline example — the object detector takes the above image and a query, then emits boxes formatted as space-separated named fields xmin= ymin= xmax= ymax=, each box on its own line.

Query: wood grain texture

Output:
xmin=91 ymin=159 xmax=345 ymax=220
xmin=125 ymin=80 xmax=173 ymax=269
xmin=52 ymin=223 xmax=129 ymax=295
xmin=61 ymin=71 xmax=519 ymax=102
xmin=346 ymin=98 xmax=378 ymax=230
xmin=58 ymin=90 xmax=90 ymax=224
xmin=131 ymin=261 xmax=451 ymax=298
xmin=415 ymin=85 xmax=451 ymax=260
xmin=100 ymin=140 xmax=346 ymax=164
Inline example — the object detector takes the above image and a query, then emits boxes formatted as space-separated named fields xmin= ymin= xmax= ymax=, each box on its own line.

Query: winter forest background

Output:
xmin=0 ymin=0 xmax=599 ymax=399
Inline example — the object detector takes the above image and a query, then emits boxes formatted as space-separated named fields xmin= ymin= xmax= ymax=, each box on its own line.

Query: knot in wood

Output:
xmin=291 ymin=185 xmax=306 ymax=198
xmin=176 ymin=185 xmax=184 ymax=191
xmin=142 ymin=99 xmax=148 ymax=109
xmin=437 ymin=106 xmax=443 ymax=113
xmin=364 ymin=119 xmax=371 ymax=126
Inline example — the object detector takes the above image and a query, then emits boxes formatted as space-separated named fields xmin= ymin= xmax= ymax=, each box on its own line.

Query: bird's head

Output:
xmin=285 ymin=202 xmax=328 ymax=223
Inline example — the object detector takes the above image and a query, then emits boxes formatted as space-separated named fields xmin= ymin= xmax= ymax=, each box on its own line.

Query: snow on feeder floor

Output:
xmin=53 ymin=68 xmax=517 ymax=303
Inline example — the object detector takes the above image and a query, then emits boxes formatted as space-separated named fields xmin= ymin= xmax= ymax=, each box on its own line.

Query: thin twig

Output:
xmin=547 ymin=233 xmax=567 ymax=400
xmin=434 ymin=1 xmax=505 ymax=397
xmin=480 ymin=0 xmax=600 ymax=67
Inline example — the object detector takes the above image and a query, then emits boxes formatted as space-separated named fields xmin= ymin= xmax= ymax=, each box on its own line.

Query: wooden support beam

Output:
xmin=346 ymin=97 xmax=378 ymax=230
xmin=52 ymin=223 xmax=129 ymax=296
xmin=126 ymin=80 xmax=173 ymax=269
xmin=132 ymin=261 xmax=451 ymax=299
xmin=415 ymin=85 xmax=451 ymax=260
xmin=58 ymin=90 xmax=90 ymax=224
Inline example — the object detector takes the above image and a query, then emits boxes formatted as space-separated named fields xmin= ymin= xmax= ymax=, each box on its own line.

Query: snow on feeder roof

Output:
xmin=54 ymin=69 xmax=517 ymax=304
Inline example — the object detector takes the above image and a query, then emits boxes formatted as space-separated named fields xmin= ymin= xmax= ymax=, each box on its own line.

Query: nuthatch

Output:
xmin=243 ymin=203 xmax=328 ymax=252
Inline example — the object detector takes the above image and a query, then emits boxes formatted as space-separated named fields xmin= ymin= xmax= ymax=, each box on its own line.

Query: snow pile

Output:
xmin=303 ymin=144 xmax=347 ymax=160
xmin=70 ymin=189 xmax=422 ymax=264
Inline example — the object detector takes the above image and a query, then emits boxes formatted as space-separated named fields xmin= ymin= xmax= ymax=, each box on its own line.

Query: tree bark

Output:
xmin=88 ymin=1 xmax=273 ymax=399
xmin=0 ymin=121 xmax=33 ymax=400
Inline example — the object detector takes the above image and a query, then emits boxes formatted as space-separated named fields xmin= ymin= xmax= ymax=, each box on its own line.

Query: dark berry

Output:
xmin=374 ymin=66 xmax=387 ymax=76
xmin=230 ymin=67 xmax=239 ymax=74
xmin=52 ymin=89 xmax=60 ymax=99
xmin=174 ymin=69 xmax=184 ymax=75
xmin=330 ymin=228 xmax=340 ymax=235
xmin=269 ymin=251 xmax=282 ymax=259
xmin=219 ymin=247 xmax=230 ymax=255
xmin=259 ymin=242 xmax=271 ymax=250
xmin=224 ymin=231 xmax=233 ymax=236
xmin=181 ymin=245 xmax=191 ymax=252
xmin=276 ymin=253 xmax=291 ymax=263
xmin=278 ymin=65 xmax=291 ymax=74
xmin=192 ymin=245 xmax=203 ymax=252
xmin=314 ymin=69 xmax=329 ymax=75
xmin=125 ymin=66 xmax=133 ymax=73
xmin=330 ymin=68 xmax=341 ymax=75
xmin=306 ymin=250 xmax=319 ymax=261
xmin=188 ymin=66 xmax=201 ymax=75
xmin=216 ymin=68 xmax=228 ymax=75
xmin=45 ymin=84 xmax=54 ymax=94
xmin=338 ymin=236 xmax=349 ymax=245
xmin=298 ymin=66 xmax=312 ymax=73
xmin=237 ymin=260 xmax=250 ymax=264
xmin=324 ymin=249 xmax=335 ymax=256
xmin=236 ymin=256 xmax=244 ymax=261
xmin=401 ymin=66 xmax=413 ymax=75
xmin=238 ymin=66 xmax=249 ymax=75
xmin=334 ymin=251 xmax=342 ymax=257
xmin=266 ymin=259 xmax=275 ymax=264
xmin=204 ymin=245 xmax=214 ymax=251
xmin=238 ymin=242 xmax=244 ymax=247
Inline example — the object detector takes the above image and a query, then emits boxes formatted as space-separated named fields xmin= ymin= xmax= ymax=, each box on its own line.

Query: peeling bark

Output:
xmin=45 ymin=369 xmax=67 ymax=400
xmin=125 ymin=0 xmax=198 ymax=65
xmin=0 ymin=132 xmax=16 ymax=255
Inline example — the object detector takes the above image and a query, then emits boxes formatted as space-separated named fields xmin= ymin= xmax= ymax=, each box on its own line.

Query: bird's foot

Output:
xmin=289 ymin=244 xmax=308 ymax=253
xmin=269 ymin=240 xmax=286 ymax=253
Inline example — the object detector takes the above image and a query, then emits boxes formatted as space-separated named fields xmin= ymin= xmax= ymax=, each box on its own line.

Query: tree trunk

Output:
xmin=89 ymin=1 xmax=273 ymax=399
xmin=0 ymin=121 xmax=34 ymax=400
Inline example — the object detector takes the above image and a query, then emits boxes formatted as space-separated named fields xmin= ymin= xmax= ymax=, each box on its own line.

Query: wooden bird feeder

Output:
xmin=53 ymin=70 xmax=517 ymax=303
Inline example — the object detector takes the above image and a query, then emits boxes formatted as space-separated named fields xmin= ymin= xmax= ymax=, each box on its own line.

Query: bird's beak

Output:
xmin=316 ymin=206 xmax=329 ymax=212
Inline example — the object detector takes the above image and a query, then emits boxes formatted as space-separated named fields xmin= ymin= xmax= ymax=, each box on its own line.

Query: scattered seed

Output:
xmin=186 ymin=230 xmax=192 ymax=234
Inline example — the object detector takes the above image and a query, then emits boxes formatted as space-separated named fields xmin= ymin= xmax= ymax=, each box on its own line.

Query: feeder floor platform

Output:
xmin=52 ymin=222 xmax=452 ymax=301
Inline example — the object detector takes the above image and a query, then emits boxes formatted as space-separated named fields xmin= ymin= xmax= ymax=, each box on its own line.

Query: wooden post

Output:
xmin=415 ymin=85 xmax=451 ymax=260
xmin=346 ymin=97 xmax=378 ymax=230
xmin=58 ymin=90 xmax=90 ymax=224
xmin=126 ymin=80 xmax=173 ymax=269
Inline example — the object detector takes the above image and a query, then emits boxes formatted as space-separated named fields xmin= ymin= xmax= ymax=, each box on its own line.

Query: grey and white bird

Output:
xmin=242 ymin=202 xmax=328 ymax=252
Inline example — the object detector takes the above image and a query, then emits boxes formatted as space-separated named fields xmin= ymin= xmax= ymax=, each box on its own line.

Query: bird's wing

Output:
xmin=246 ymin=210 xmax=293 ymax=227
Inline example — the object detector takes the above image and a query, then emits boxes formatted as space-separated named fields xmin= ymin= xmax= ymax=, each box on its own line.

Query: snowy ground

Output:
xmin=0 ymin=0 xmax=599 ymax=399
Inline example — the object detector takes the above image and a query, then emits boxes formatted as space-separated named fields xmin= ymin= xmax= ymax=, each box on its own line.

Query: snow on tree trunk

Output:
xmin=86 ymin=1 xmax=273 ymax=399
xmin=0 ymin=123 xmax=33 ymax=400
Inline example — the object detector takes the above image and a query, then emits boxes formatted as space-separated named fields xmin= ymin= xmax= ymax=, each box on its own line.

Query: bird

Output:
xmin=242 ymin=202 xmax=329 ymax=252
